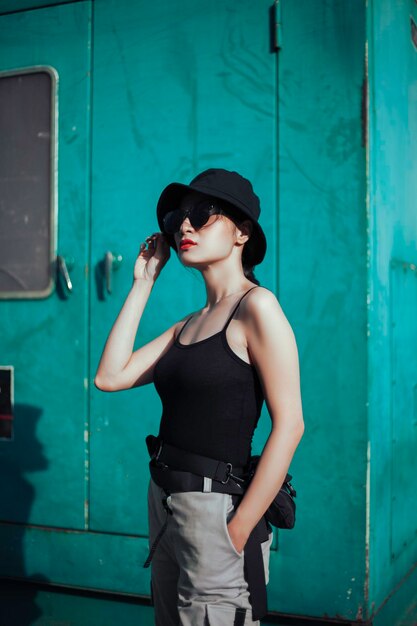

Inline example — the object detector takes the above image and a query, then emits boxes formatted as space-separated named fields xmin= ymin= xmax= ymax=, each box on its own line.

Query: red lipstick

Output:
xmin=180 ymin=238 xmax=197 ymax=250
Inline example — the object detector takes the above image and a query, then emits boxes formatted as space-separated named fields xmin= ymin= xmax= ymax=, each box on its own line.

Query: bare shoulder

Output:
xmin=242 ymin=286 xmax=294 ymax=337
xmin=243 ymin=286 xmax=284 ymax=315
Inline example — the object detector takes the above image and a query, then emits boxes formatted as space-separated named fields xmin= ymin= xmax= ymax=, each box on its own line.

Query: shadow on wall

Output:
xmin=0 ymin=403 xmax=50 ymax=626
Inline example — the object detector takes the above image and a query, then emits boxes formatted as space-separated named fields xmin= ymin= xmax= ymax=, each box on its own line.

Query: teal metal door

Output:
xmin=0 ymin=0 xmax=93 ymax=582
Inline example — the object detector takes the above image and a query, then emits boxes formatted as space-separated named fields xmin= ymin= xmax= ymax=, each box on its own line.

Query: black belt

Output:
xmin=143 ymin=435 xmax=269 ymax=621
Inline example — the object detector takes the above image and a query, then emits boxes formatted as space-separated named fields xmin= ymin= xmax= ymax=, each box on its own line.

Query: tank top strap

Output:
xmin=222 ymin=286 xmax=259 ymax=332
xmin=176 ymin=314 xmax=194 ymax=341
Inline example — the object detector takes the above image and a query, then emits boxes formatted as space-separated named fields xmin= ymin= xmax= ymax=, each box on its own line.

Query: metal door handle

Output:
xmin=104 ymin=251 xmax=123 ymax=293
xmin=57 ymin=255 xmax=74 ymax=293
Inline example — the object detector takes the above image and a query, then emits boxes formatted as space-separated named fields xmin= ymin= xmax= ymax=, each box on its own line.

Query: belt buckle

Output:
xmin=221 ymin=462 xmax=233 ymax=484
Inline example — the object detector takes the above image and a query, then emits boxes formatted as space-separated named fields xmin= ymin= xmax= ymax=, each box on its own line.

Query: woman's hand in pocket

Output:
xmin=227 ymin=517 xmax=250 ymax=555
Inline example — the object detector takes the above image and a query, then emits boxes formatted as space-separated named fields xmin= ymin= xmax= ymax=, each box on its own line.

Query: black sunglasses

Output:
xmin=162 ymin=198 xmax=224 ymax=235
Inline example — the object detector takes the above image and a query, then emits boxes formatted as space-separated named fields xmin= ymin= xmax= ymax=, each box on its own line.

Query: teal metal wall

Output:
xmin=0 ymin=1 xmax=416 ymax=625
xmin=367 ymin=0 xmax=417 ymax=622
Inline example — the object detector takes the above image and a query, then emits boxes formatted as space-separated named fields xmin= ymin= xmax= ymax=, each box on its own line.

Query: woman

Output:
xmin=94 ymin=168 xmax=305 ymax=626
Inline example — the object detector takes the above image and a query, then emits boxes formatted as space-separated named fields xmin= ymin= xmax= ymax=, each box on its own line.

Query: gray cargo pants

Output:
xmin=147 ymin=475 xmax=273 ymax=625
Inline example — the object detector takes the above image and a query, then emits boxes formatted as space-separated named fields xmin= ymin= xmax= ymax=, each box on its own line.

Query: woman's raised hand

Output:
xmin=134 ymin=232 xmax=171 ymax=283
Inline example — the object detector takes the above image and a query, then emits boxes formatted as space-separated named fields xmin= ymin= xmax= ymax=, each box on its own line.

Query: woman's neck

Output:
xmin=204 ymin=283 xmax=253 ymax=309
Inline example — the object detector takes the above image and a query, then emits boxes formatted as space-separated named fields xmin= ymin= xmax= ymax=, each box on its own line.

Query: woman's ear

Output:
xmin=236 ymin=219 xmax=253 ymax=244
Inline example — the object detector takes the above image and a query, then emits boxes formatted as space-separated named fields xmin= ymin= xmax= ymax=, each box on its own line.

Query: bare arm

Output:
xmin=227 ymin=287 xmax=305 ymax=551
xmin=94 ymin=231 xmax=175 ymax=391
xmin=94 ymin=280 xmax=176 ymax=390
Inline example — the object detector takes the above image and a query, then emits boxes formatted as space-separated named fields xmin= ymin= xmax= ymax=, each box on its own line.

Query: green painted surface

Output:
xmin=0 ymin=582 xmax=155 ymax=626
xmin=277 ymin=0 xmax=367 ymax=619
xmin=367 ymin=0 xmax=417 ymax=623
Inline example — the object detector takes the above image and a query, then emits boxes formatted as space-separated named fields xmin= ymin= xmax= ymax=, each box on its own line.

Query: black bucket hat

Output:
xmin=156 ymin=168 xmax=267 ymax=266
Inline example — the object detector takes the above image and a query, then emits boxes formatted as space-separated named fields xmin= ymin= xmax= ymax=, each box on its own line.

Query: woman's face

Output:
xmin=172 ymin=191 xmax=243 ymax=266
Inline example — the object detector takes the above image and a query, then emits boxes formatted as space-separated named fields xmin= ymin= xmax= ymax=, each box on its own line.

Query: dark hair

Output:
xmin=242 ymin=263 xmax=260 ymax=286
xmin=218 ymin=201 xmax=261 ymax=286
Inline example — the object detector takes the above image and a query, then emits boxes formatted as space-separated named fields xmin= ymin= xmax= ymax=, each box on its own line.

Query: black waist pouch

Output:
xmin=245 ymin=455 xmax=297 ymax=529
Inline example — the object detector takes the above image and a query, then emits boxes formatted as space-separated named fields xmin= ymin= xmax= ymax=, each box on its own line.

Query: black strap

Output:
xmin=233 ymin=607 xmax=247 ymax=626
xmin=176 ymin=314 xmax=194 ymax=342
xmin=230 ymin=493 xmax=269 ymax=621
xmin=243 ymin=521 xmax=268 ymax=620
xmin=149 ymin=462 xmax=245 ymax=495
xmin=143 ymin=519 xmax=168 ymax=568
xmin=143 ymin=491 xmax=173 ymax=568
xmin=222 ymin=286 xmax=258 ymax=332
xmin=146 ymin=435 xmax=247 ymax=485
xmin=157 ymin=441 xmax=245 ymax=483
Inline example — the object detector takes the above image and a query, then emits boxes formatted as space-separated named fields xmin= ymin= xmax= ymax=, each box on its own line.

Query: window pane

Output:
xmin=0 ymin=70 xmax=54 ymax=297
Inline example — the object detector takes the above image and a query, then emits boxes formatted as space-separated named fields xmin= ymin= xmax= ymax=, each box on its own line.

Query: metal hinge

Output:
xmin=271 ymin=0 xmax=282 ymax=52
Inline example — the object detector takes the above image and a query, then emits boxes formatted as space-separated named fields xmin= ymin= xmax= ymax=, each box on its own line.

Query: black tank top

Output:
xmin=153 ymin=286 xmax=264 ymax=467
